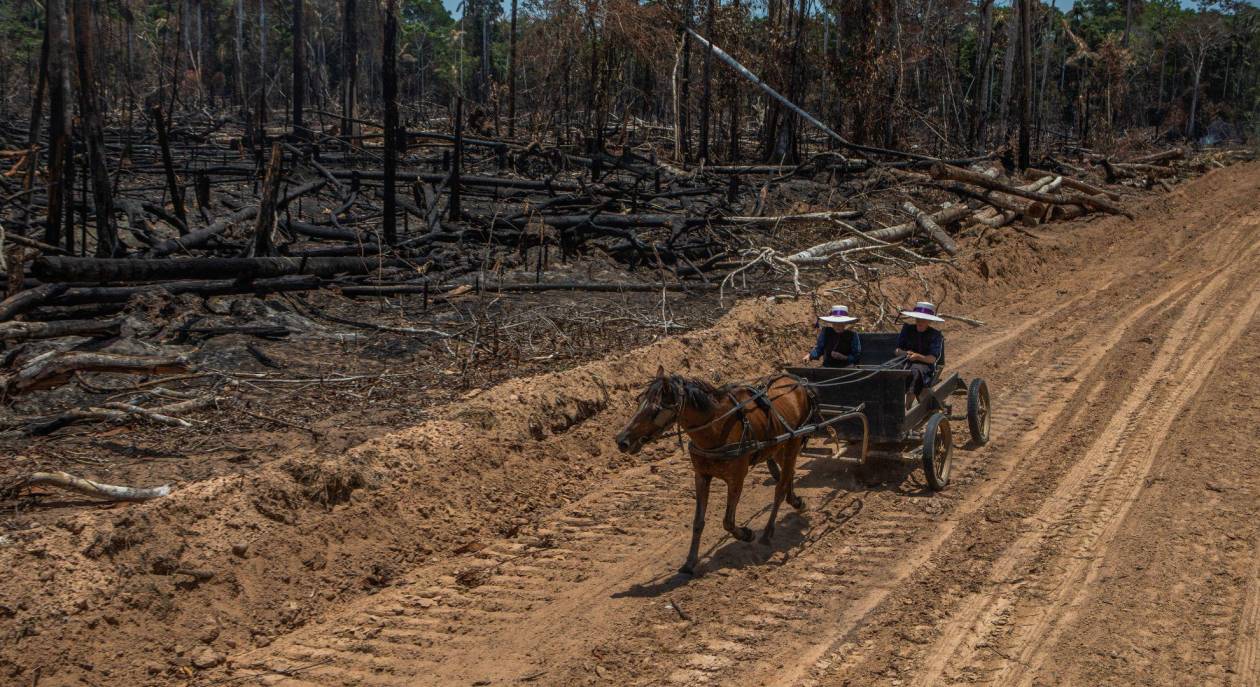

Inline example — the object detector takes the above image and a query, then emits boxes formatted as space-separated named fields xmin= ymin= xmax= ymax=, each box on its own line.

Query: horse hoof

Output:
xmin=738 ymin=527 xmax=755 ymax=542
xmin=759 ymin=531 xmax=774 ymax=545
xmin=789 ymin=496 xmax=807 ymax=511
xmin=679 ymin=563 xmax=696 ymax=576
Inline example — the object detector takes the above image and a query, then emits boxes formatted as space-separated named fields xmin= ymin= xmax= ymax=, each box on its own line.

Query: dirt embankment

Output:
xmin=3 ymin=164 xmax=1254 ymax=685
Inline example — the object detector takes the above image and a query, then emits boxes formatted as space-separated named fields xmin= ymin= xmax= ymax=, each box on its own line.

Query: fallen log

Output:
xmin=1111 ymin=162 xmax=1176 ymax=179
xmin=901 ymin=202 xmax=958 ymax=255
xmin=1127 ymin=148 xmax=1185 ymax=165
xmin=45 ymin=275 xmax=323 ymax=306
xmin=930 ymin=163 xmax=1132 ymax=219
xmin=16 ymin=471 xmax=171 ymax=501
xmin=2 ymin=351 xmax=190 ymax=397
xmin=0 ymin=317 xmax=122 ymax=341
xmin=339 ymin=280 xmax=719 ymax=297
xmin=34 ymin=256 xmax=409 ymax=282
xmin=1026 ymin=168 xmax=1122 ymax=201
xmin=0 ymin=283 xmax=69 ymax=321
xmin=283 ymin=219 xmax=371 ymax=242
xmin=786 ymin=206 xmax=971 ymax=263
xmin=334 ymin=169 xmax=581 ymax=193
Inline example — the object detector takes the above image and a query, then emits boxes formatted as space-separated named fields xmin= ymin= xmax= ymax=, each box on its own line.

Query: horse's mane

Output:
xmin=642 ymin=374 xmax=723 ymax=413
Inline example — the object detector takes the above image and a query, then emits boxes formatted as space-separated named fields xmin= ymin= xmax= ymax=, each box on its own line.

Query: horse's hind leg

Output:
xmin=761 ymin=450 xmax=789 ymax=544
xmin=784 ymin=443 xmax=805 ymax=512
xmin=722 ymin=467 xmax=755 ymax=543
xmin=681 ymin=474 xmax=712 ymax=575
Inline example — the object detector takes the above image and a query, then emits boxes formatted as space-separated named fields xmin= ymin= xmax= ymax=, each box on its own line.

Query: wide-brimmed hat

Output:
xmin=819 ymin=304 xmax=858 ymax=324
xmin=901 ymin=301 xmax=945 ymax=323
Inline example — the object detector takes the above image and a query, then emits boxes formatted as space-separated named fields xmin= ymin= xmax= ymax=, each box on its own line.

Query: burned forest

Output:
xmin=0 ymin=0 xmax=1258 ymax=684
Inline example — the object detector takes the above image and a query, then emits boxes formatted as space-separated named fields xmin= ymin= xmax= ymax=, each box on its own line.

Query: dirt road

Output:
xmin=4 ymin=165 xmax=1257 ymax=687
xmin=199 ymin=164 xmax=1260 ymax=687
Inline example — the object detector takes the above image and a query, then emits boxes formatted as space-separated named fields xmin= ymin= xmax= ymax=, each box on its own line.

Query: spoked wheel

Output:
xmin=922 ymin=412 xmax=954 ymax=490
xmin=967 ymin=378 xmax=991 ymax=446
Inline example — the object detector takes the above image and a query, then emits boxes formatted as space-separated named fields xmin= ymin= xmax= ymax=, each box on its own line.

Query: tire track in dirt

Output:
xmin=991 ymin=253 xmax=1260 ymax=686
xmin=228 ymin=462 xmax=703 ymax=685
xmin=1235 ymin=533 xmax=1260 ymax=687
xmin=581 ymin=206 xmax=1255 ymax=687
xmin=787 ymin=204 xmax=1260 ymax=687
xmin=902 ymin=219 xmax=1260 ymax=686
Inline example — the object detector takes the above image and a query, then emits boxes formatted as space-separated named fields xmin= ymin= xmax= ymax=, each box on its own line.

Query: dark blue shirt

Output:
xmin=809 ymin=328 xmax=861 ymax=366
xmin=896 ymin=324 xmax=944 ymax=368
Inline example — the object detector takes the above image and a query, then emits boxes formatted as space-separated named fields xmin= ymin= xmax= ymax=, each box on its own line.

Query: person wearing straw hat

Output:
xmin=896 ymin=301 xmax=946 ymax=407
xmin=804 ymin=305 xmax=862 ymax=368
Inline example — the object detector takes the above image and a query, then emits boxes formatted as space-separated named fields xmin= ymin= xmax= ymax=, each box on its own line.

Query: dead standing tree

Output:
xmin=292 ymin=0 xmax=307 ymax=139
xmin=45 ymin=0 xmax=74 ymax=250
xmin=382 ymin=0 xmax=400 ymax=245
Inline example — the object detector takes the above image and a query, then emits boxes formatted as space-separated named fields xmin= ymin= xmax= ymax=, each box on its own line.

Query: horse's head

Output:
xmin=616 ymin=366 xmax=715 ymax=454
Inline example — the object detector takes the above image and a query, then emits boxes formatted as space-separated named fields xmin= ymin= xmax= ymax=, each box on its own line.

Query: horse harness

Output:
xmin=686 ymin=374 xmax=819 ymax=462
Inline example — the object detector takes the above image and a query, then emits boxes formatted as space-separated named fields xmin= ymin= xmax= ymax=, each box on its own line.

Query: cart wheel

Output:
xmin=922 ymin=412 xmax=953 ymax=490
xmin=967 ymin=378 xmax=991 ymax=446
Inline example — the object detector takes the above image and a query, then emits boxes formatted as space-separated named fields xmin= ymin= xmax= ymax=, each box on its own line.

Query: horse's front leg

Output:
xmin=722 ymin=465 xmax=755 ymax=543
xmin=681 ymin=473 xmax=712 ymax=575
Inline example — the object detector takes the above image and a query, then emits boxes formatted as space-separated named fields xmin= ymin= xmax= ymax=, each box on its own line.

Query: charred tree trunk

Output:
xmin=250 ymin=143 xmax=284 ymax=257
xmin=73 ymin=0 xmax=120 ymax=257
xmin=998 ymin=2 xmax=1018 ymax=137
xmin=28 ymin=22 xmax=50 ymax=161
xmin=341 ymin=0 xmax=358 ymax=142
xmin=235 ymin=0 xmax=247 ymax=110
xmin=151 ymin=105 xmax=188 ymax=233
xmin=45 ymin=0 xmax=73 ymax=248
xmin=1018 ymin=0 xmax=1033 ymax=169
xmin=291 ymin=0 xmax=306 ymax=139
xmin=450 ymin=97 xmax=464 ymax=221
xmin=679 ymin=0 xmax=692 ymax=162
xmin=508 ymin=0 xmax=518 ymax=139
xmin=382 ymin=0 xmax=399 ymax=244
xmin=971 ymin=0 xmax=994 ymax=148
xmin=699 ymin=0 xmax=714 ymax=162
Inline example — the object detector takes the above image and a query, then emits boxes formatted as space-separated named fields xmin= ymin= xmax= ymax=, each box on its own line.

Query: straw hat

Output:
xmin=819 ymin=304 xmax=858 ymax=324
xmin=901 ymin=301 xmax=945 ymax=323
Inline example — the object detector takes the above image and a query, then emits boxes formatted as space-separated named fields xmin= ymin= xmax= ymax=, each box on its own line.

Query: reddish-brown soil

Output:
xmin=2 ymin=162 xmax=1258 ymax=687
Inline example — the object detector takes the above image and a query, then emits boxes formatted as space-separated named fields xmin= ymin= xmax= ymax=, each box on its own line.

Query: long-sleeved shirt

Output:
xmin=896 ymin=324 xmax=944 ymax=369
xmin=809 ymin=328 xmax=861 ymax=367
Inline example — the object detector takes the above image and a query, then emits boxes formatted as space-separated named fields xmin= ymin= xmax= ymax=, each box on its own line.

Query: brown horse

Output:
xmin=615 ymin=366 xmax=816 ymax=575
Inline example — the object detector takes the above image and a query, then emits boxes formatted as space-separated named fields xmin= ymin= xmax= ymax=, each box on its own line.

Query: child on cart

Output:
xmin=804 ymin=305 xmax=862 ymax=368
xmin=895 ymin=301 xmax=945 ymax=408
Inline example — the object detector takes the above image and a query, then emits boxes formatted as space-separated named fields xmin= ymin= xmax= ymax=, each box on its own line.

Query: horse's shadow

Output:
xmin=611 ymin=509 xmax=813 ymax=599
xmin=612 ymin=449 xmax=940 ymax=597
xmin=795 ymin=446 xmax=941 ymax=497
